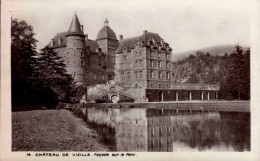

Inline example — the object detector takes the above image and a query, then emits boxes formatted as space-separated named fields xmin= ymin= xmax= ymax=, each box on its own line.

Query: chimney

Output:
xmin=119 ymin=35 xmax=123 ymax=41
xmin=143 ymin=30 xmax=148 ymax=34
xmin=50 ymin=39 xmax=54 ymax=46
xmin=81 ymin=25 xmax=84 ymax=32
xmin=85 ymin=34 xmax=88 ymax=41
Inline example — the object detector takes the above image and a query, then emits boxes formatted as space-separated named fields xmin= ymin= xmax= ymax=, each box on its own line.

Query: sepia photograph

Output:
xmin=1 ymin=0 xmax=260 ymax=160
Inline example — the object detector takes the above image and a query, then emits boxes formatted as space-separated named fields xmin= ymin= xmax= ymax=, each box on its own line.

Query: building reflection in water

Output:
xmin=85 ymin=108 xmax=250 ymax=152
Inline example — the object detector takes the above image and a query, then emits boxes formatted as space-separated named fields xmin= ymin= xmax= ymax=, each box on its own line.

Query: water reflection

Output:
xmin=85 ymin=108 xmax=250 ymax=152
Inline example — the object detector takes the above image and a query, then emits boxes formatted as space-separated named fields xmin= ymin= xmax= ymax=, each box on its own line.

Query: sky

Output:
xmin=7 ymin=0 xmax=250 ymax=53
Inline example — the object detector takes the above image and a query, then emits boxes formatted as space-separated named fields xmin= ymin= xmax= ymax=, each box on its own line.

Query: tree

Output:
xmin=35 ymin=46 xmax=77 ymax=103
xmin=11 ymin=19 xmax=39 ymax=105
xmin=11 ymin=19 xmax=78 ymax=107
xmin=187 ymin=73 xmax=199 ymax=83
xmin=222 ymin=44 xmax=250 ymax=100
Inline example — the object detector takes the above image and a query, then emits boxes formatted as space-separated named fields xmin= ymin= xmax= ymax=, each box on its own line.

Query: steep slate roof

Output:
xmin=115 ymin=31 xmax=161 ymax=54
xmin=66 ymin=13 xmax=85 ymax=37
xmin=96 ymin=26 xmax=117 ymax=41
xmin=48 ymin=32 xmax=99 ymax=53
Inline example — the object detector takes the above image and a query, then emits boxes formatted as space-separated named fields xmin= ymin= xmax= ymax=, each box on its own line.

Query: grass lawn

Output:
xmin=12 ymin=109 xmax=109 ymax=151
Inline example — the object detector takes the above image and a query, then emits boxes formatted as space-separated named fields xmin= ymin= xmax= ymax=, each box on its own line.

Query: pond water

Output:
xmin=82 ymin=108 xmax=250 ymax=152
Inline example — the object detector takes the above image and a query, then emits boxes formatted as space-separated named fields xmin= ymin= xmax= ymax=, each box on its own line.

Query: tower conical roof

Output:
xmin=66 ymin=12 xmax=85 ymax=37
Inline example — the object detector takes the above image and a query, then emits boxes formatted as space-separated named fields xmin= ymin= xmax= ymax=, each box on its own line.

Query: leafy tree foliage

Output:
xmin=35 ymin=47 xmax=77 ymax=103
xmin=11 ymin=19 xmax=39 ymax=105
xmin=11 ymin=19 xmax=79 ymax=107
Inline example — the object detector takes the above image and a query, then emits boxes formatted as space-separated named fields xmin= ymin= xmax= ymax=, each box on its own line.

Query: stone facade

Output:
xmin=48 ymin=13 xmax=118 ymax=86
xmin=48 ymin=13 xmax=219 ymax=102
xmin=115 ymin=30 xmax=173 ymax=89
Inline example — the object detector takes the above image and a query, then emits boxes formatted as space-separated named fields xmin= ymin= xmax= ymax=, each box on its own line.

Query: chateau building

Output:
xmin=48 ymin=13 xmax=118 ymax=86
xmin=48 ymin=13 xmax=219 ymax=102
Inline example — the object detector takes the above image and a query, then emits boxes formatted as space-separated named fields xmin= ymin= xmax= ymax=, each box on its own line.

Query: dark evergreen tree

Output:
xmin=35 ymin=47 xmax=77 ymax=103
xmin=11 ymin=19 xmax=39 ymax=105
xmin=11 ymin=19 xmax=78 ymax=108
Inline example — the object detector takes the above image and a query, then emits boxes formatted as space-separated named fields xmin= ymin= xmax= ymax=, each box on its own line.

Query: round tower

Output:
xmin=66 ymin=12 xmax=86 ymax=85
xmin=96 ymin=18 xmax=119 ymax=80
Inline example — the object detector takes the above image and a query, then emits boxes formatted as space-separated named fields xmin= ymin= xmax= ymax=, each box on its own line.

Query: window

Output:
xmin=81 ymin=61 xmax=84 ymax=66
xmin=74 ymin=60 xmax=76 ymax=66
xmin=167 ymin=72 xmax=170 ymax=79
xmin=67 ymin=61 xmax=69 ymax=66
xmin=139 ymin=60 xmax=142 ymax=67
xmin=81 ymin=52 xmax=84 ymax=57
xmin=127 ymin=72 xmax=131 ymax=80
xmin=122 ymin=72 xmax=125 ymax=81
xmin=150 ymin=60 xmax=154 ymax=68
xmin=151 ymin=84 xmax=154 ymax=88
xmin=159 ymin=71 xmax=162 ymax=79
xmin=74 ymin=51 xmax=76 ymax=57
xmin=73 ymin=72 xmax=76 ymax=78
xmin=167 ymin=84 xmax=170 ymax=88
xmin=150 ymin=71 xmax=154 ymax=79
xmin=166 ymin=62 xmax=170 ymax=69
xmin=123 ymin=55 xmax=127 ymax=61
xmin=135 ymin=52 xmax=138 ymax=57
xmin=159 ymin=84 xmax=163 ymax=88
xmin=139 ymin=71 xmax=142 ymax=79
xmin=67 ymin=52 xmax=69 ymax=57
xmin=139 ymin=52 xmax=142 ymax=57
xmin=93 ymin=74 xmax=97 ymax=80
xmin=150 ymin=52 xmax=153 ymax=57
xmin=102 ymin=75 xmax=105 ymax=81
xmin=135 ymin=71 xmax=138 ymax=79
xmin=166 ymin=54 xmax=169 ymax=59
xmin=135 ymin=61 xmax=138 ymax=67
xmin=158 ymin=61 xmax=162 ymax=68
xmin=158 ymin=53 xmax=161 ymax=58
xmin=74 ymin=43 xmax=76 ymax=49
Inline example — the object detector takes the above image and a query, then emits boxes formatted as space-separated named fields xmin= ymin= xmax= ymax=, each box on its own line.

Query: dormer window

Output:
xmin=50 ymin=39 xmax=54 ymax=47
xmin=58 ymin=37 xmax=61 ymax=45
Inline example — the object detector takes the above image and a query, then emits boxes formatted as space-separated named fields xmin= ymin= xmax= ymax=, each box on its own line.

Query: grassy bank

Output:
xmin=12 ymin=109 xmax=109 ymax=151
